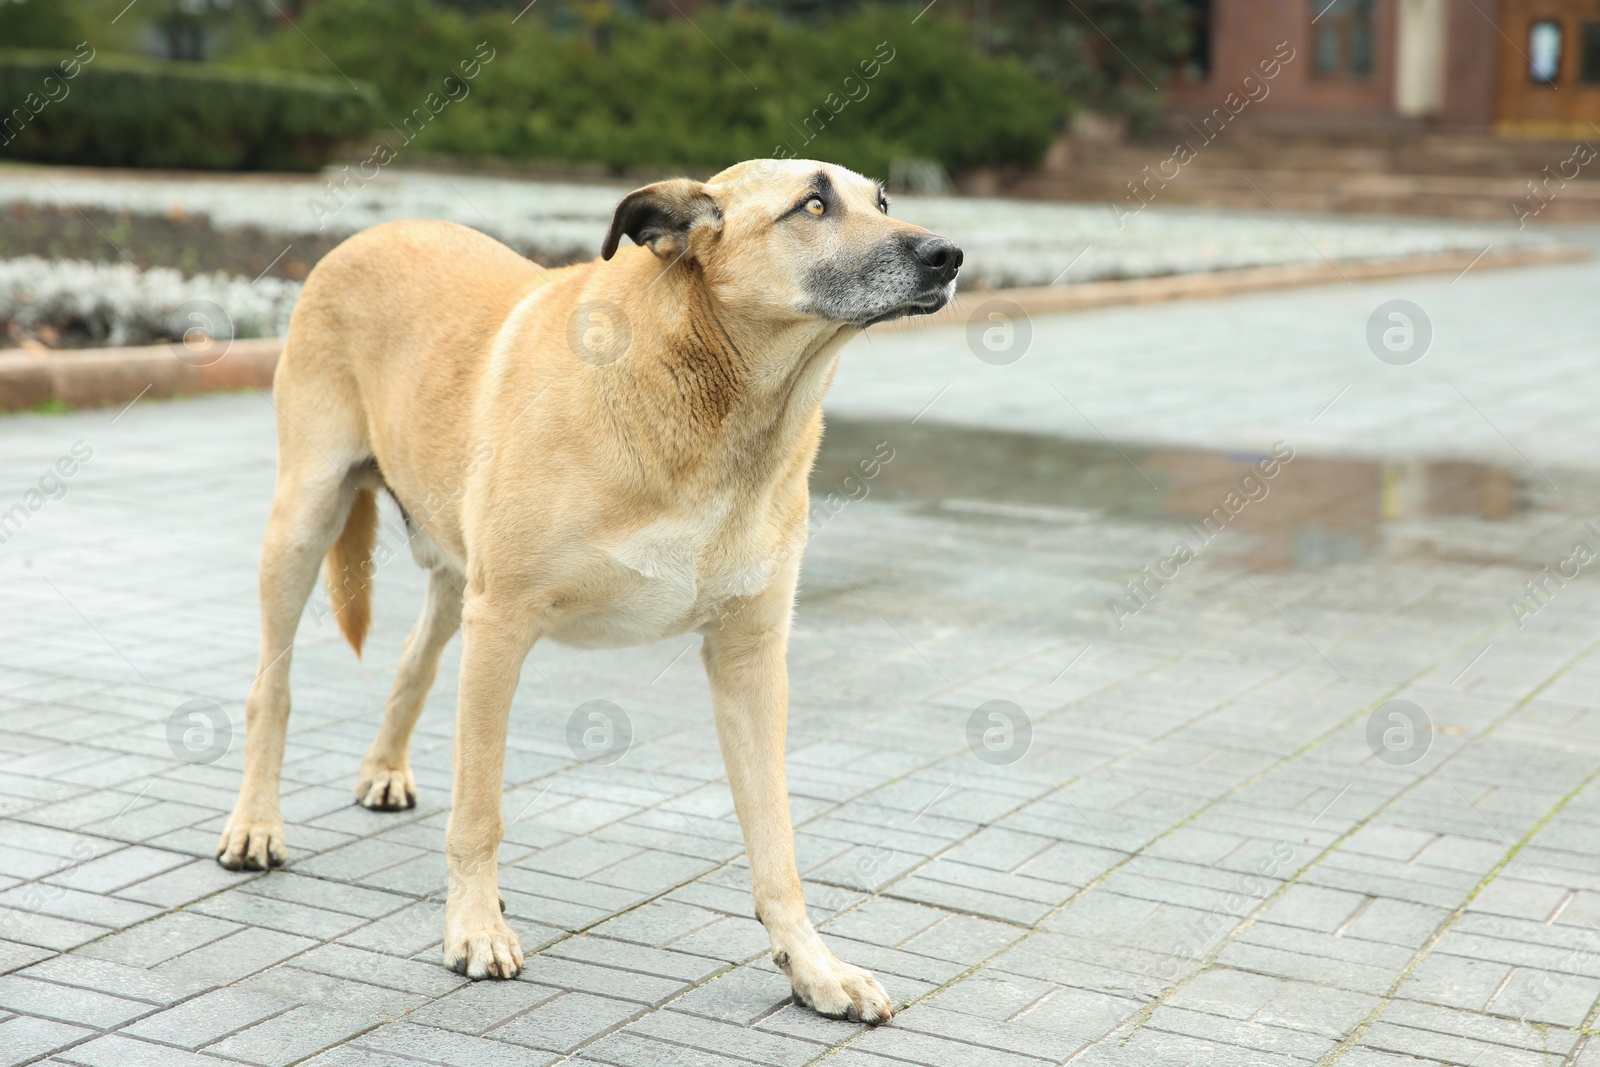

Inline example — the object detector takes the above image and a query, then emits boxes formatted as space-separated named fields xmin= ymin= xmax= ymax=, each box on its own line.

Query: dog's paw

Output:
xmin=355 ymin=761 xmax=417 ymax=810
xmin=777 ymin=945 xmax=893 ymax=1024
xmin=443 ymin=912 xmax=524 ymax=979
xmin=216 ymin=815 xmax=285 ymax=871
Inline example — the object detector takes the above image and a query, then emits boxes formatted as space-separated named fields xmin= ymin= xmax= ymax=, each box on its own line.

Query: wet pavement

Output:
xmin=3 ymin=247 xmax=1600 ymax=1066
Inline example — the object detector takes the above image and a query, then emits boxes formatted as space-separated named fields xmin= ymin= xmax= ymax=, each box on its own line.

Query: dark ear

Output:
xmin=601 ymin=179 xmax=721 ymax=261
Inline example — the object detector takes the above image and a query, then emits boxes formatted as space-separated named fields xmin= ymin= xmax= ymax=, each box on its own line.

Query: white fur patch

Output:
xmin=553 ymin=506 xmax=774 ymax=647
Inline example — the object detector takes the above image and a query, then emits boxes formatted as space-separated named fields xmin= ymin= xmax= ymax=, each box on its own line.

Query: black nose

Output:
xmin=914 ymin=236 xmax=963 ymax=284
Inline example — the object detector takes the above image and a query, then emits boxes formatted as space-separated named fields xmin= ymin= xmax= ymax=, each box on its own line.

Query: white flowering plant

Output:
xmin=0 ymin=257 xmax=300 ymax=348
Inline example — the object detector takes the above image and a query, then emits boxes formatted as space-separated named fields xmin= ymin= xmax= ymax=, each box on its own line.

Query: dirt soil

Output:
xmin=1 ymin=201 xmax=589 ymax=280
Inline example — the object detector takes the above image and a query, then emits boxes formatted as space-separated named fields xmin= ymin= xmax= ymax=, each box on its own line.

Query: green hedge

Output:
xmin=233 ymin=2 xmax=1061 ymax=178
xmin=0 ymin=50 xmax=378 ymax=171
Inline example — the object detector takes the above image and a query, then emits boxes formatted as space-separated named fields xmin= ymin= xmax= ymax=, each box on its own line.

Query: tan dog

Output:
xmin=216 ymin=159 xmax=962 ymax=1023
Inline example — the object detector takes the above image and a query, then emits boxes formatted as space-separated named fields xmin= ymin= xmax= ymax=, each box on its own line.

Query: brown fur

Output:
xmin=326 ymin=486 xmax=377 ymax=654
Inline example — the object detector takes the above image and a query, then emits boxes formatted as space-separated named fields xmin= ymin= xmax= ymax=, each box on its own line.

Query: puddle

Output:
xmin=814 ymin=420 xmax=1532 ymax=572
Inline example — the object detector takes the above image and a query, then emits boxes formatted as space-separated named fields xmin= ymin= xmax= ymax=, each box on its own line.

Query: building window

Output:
xmin=1530 ymin=20 xmax=1562 ymax=84
xmin=1311 ymin=0 xmax=1374 ymax=81
xmin=1580 ymin=22 xmax=1600 ymax=82
xmin=1183 ymin=0 xmax=1213 ymax=80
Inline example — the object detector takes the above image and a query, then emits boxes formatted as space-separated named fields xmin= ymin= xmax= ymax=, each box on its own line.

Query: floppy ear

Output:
xmin=601 ymin=179 xmax=721 ymax=261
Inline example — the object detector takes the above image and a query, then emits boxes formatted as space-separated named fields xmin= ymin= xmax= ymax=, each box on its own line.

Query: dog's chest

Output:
xmin=554 ymin=508 xmax=775 ymax=647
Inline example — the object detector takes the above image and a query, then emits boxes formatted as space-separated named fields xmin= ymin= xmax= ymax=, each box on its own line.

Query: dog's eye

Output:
xmin=878 ymin=199 xmax=889 ymax=214
xmin=804 ymin=197 xmax=826 ymax=217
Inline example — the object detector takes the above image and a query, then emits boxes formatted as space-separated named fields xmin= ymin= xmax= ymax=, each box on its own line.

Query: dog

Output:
xmin=216 ymin=158 xmax=962 ymax=1023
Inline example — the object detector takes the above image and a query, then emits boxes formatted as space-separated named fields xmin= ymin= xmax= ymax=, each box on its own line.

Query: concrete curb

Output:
xmin=882 ymin=244 xmax=1589 ymax=332
xmin=0 ymin=338 xmax=282 ymax=414
xmin=0 ymin=245 xmax=1585 ymax=414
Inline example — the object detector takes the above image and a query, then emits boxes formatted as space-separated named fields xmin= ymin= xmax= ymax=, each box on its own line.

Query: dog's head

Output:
xmin=601 ymin=158 xmax=961 ymax=328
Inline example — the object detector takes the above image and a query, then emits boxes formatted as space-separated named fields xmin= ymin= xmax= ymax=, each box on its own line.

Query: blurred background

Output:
xmin=2 ymin=0 xmax=1594 ymax=348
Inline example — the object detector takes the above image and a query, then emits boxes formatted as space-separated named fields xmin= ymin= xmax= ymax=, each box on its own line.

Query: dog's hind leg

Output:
xmin=356 ymin=566 xmax=464 ymax=810
xmin=218 ymin=459 xmax=359 ymax=871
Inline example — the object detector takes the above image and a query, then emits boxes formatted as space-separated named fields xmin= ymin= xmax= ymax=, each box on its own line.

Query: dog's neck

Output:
xmin=591 ymin=252 xmax=855 ymax=491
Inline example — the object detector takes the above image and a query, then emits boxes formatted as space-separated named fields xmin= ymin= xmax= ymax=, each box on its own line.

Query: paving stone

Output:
xmin=113 ymin=862 xmax=258 ymax=910
xmin=0 ymin=940 xmax=54 ymax=975
xmin=1214 ymin=940 xmax=1396 ymax=996
xmin=1488 ymin=965 xmax=1600 ymax=1027
xmin=1401 ymin=953 xmax=1510 ymax=1011
xmin=1144 ymin=1003 xmax=1335 ymax=1061
xmin=898 ymin=913 xmax=1025 ymax=965
xmin=1342 ymin=897 xmax=1450 ymax=949
xmin=51 ymin=1033 xmax=235 ymax=1067
xmin=152 ymin=927 xmax=318 ymax=988
xmin=0 ymin=974 xmax=153 ymax=1030
xmin=750 ymin=1001 xmax=862 ymax=1045
xmin=120 ymin=987 xmax=291 ymax=1050
xmin=1382 ymin=998 xmax=1583 ymax=1057
xmin=1468 ymin=877 xmax=1573 ymax=922
xmin=819 ymin=897 xmax=946 ymax=948
xmin=891 ymin=1003 xmax=1086 ymax=1062
xmin=333 ymin=902 xmax=445 ymax=958
xmin=294 ymin=1048 xmax=391 ymax=1067
xmin=204 ymin=1004 xmax=379 ymax=1066
xmin=404 ymin=979 xmax=565 ymax=1035
xmin=665 ymin=915 xmax=771 ymax=963
xmin=0 ymin=1014 xmax=93 ymax=1066
xmin=350 ymin=1021 xmax=558 ymax=1067
xmin=1258 ymin=883 xmax=1367 ymax=933
xmin=187 ymin=890 xmax=365 ymax=942
xmin=589 ymin=900 xmax=723 ymax=949
xmin=234 ymin=874 xmax=408 ymax=920
xmin=232 ymin=964 xmax=424 ymax=1018
xmin=75 ymin=913 xmax=240 ymax=969
xmin=627 ymin=1010 xmax=823 ymax=1066
xmin=516 ymin=952 xmax=691 ymax=1006
xmin=1121 ymin=1025 xmax=1306 ymax=1067
xmin=1361 ymin=1021 xmax=1562 ymax=1067
xmin=927 ymin=969 xmax=1058 ymax=1022
xmin=289 ymin=942 xmax=467 ymax=999
xmin=0 ymin=884 xmax=161 ymax=930
xmin=542 ymin=935 xmax=725 ymax=983
xmin=668 ymin=964 xmax=792 ymax=1026
xmin=488 ymin=990 xmax=645 ymax=1053
xmin=0 ymin=907 xmax=109 ymax=952
xmin=1010 ymin=984 xmax=1147 ymax=1042
xmin=852 ymin=1025 xmax=1055 ymax=1066
xmin=44 ymin=848 xmax=191 ymax=896
xmin=16 ymin=955 xmax=192 ymax=1006
xmin=578 ymin=1030 xmax=754 ymax=1067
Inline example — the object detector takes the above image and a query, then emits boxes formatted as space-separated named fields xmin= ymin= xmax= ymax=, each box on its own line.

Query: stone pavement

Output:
xmin=840 ymin=227 xmax=1600 ymax=472
xmin=4 ymin=251 xmax=1600 ymax=1066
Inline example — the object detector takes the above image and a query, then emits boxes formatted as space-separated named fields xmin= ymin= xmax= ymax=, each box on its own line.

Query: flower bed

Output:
xmin=0 ymin=257 xmax=298 ymax=349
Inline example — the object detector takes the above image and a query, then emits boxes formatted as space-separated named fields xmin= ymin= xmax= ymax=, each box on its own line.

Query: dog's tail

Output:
xmin=325 ymin=486 xmax=378 ymax=656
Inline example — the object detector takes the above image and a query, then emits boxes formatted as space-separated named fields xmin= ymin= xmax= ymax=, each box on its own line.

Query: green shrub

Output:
xmin=0 ymin=0 xmax=84 ymax=50
xmin=232 ymin=2 xmax=1060 ymax=178
xmin=0 ymin=50 xmax=379 ymax=171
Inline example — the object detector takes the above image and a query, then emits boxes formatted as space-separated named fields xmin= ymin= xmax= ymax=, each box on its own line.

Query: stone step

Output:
xmin=987 ymin=156 xmax=1600 ymax=222
xmin=980 ymin=131 xmax=1600 ymax=218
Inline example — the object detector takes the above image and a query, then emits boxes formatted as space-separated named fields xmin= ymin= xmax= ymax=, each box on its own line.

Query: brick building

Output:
xmin=1168 ymin=0 xmax=1599 ymax=134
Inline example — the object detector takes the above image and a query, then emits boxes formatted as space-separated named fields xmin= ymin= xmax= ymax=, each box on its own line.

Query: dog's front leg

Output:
xmin=442 ymin=592 xmax=533 ymax=979
xmin=702 ymin=583 xmax=894 ymax=1024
